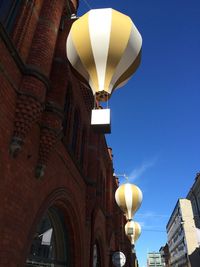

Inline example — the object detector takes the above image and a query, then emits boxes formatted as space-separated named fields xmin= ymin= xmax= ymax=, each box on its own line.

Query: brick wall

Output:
xmin=0 ymin=1 xmax=133 ymax=266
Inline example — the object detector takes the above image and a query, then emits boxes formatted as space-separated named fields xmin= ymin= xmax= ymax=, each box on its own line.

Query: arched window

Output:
xmin=0 ymin=0 xmax=22 ymax=32
xmin=80 ymin=128 xmax=86 ymax=167
xmin=102 ymin=177 xmax=106 ymax=210
xmin=26 ymin=207 xmax=70 ymax=267
xmin=93 ymin=242 xmax=101 ymax=267
xmin=71 ymin=109 xmax=80 ymax=155
xmin=63 ymin=83 xmax=72 ymax=137
xmin=96 ymin=171 xmax=103 ymax=201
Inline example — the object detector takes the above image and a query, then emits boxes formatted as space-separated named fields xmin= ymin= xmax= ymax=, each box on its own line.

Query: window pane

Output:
xmin=26 ymin=208 xmax=70 ymax=266
xmin=0 ymin=0 xmax=21 ymax=32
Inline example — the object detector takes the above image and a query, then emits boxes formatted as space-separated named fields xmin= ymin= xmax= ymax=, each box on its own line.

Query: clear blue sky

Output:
xmin=78 ymin=1 xmax=200 ymax=266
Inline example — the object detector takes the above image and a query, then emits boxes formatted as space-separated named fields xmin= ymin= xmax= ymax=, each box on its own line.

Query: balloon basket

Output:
xmin=91 ymin=108 xmax=111 ymax=134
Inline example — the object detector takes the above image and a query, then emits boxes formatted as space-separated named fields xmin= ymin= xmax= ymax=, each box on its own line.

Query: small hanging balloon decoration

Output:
xmin=125 ymin=220 xmax=141 ymax=245
xmin=66 ymin=8 xmax=142 ymax=133
xmin=115 ymin=183 xmax=143 ymax=221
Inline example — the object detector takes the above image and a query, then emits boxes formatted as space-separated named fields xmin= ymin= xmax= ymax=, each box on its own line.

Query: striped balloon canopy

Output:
xmin=115 ymin=183 xmax=143 ymax=220
xmin=125 ymin=220 xmax=141 ymax=245
xmin=66 ymin=8 xmax=142 ymax=101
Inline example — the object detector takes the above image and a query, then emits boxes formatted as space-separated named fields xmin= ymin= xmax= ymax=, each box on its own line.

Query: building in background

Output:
xmin=187 ymin=172 xmax=200 ymax=228
xmin=166 ymin=199 xmax=199 ymax=267
xmin=186 ymin=172 xmax=200 ymax=266
xmin=159 ymin=244 xmax=170 ymax=267
xmin=147 ymin=252 xmax=164 ymax=267
xmin=0 ymin=1 xmax=134 ymax=266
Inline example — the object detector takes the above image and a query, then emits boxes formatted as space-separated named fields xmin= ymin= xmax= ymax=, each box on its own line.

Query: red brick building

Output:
xmin=0 ymin=1 xmax=135 ymax=266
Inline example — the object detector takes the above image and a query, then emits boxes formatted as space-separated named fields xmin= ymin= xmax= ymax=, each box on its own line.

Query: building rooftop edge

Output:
xmin=166 ymin=198 xmax=190 ymax=230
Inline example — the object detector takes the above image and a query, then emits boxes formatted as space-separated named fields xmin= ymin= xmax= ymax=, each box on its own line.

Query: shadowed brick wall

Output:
xmin=0 ymin=1 xmax=133 ymax=266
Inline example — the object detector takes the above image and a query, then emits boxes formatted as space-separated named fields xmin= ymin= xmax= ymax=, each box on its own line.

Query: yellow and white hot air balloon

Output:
xmin=125 ymin=220 xmax=141 ymax=245
xmin=115 ymin=183 xmax=143 ymax=220
xmin=66 ymin=8 xmax=142 ymax=102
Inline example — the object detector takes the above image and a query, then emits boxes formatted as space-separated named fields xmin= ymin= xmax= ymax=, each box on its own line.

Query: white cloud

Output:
xmin=121 ymin=157 xmax=157 ymax=183
xmin=119 ymin=157 xmax=157 ymax=184
xmin=136 ymin=211 xmax=156 ymax=219
xmin=136 ymin=212 xmax=169 ymax=218
xmin=128 ymin=157 xmax=157 ymax=181
xmin=135 ymin=211 xmax=168 ymax=232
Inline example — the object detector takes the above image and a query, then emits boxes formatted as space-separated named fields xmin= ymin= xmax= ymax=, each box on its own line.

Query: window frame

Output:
xmin=26 ymin=207 xmax=70 ymax=267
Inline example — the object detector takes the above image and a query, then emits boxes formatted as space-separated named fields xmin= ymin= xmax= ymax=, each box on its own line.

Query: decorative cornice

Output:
xmin=35 ymin=124 xmax=63 ymax=179
xmin=39 ymin=123 xmax=63 ymax=137
xmin=0 ymin=22 xmax=50 ymax=91
xmin=18 ymin=91 xmax=45 ymax=105
xmin=9 ymin=94 xmax=44 ymax=157
xmin=23 ymin=65 xmax=50 ymax=90
xmin=45 ymin=101 xmax=64 ymax=120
